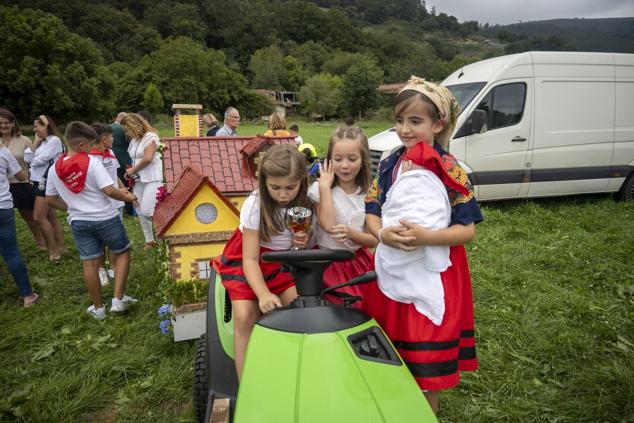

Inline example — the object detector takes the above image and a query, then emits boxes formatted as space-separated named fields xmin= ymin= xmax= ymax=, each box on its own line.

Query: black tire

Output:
xmin=193 ymin=334 xmax=208 ymax=423
xmin=619 ymin=173 xmax=634 ymax=201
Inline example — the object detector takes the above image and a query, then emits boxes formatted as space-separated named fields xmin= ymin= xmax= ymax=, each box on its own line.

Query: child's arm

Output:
xmin=127 ymin=136 xmax=157 ymax=175
xmin=329 ymin=224 xmax=378 ymax=248
xmin=367 ymin=213 xmax=417 ymax=250
xmin=116 ymin=177 xmax=125 ymax=189
xmin=316 ymin=160 xmax=336 ymax=230
xmin=242 ymin=228 xmax=282 ymax=313
xmin=399 ymin=220 xmax=475 ymax=246
xmin=46 ymin=195 xmax=68 ymax=211
xmin=102 ymin=186 xmax=137 ymax=203
xmin=13 ymin=169 xmax=28 ymax=182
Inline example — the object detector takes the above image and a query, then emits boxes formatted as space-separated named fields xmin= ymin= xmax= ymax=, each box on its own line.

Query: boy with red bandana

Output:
xmin=46 ymin=122 xmax=137 ymax=319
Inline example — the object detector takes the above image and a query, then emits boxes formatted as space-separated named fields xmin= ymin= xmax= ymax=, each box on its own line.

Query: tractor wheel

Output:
xmin=193 ymin=334 xmax=208 ymax=423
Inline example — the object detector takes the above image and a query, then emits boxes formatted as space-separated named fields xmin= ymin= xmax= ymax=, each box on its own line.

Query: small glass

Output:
xmin=287 ymin=207 xmax=312 ymax=250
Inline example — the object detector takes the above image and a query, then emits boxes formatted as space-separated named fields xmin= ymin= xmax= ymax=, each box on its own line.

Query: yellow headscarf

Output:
xmin=397 ymin=76 xmax=460 ymax=149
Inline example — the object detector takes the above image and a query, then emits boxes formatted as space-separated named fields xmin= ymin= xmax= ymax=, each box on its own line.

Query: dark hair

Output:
xmin=327 ymin=126 xmax=372 ymax=193
xmin=344 ymin=117 xmax=355 ymax=126
xmin=65 ymin=121 xmax=97 ymax=146
xmin=257 ymin=144 xmax=311 ymax=242
xmin=90 ymin=122 xmax=114 ymax=142
xmin=35 ymin=114 xmax=62 ymax=139
xmin=0 ymin=109 xmax=21 ymax=137
xmin=289 ymin=124 xmax=299 ymax=132
xmin=136 ymin=110 xmax=152 ymax=125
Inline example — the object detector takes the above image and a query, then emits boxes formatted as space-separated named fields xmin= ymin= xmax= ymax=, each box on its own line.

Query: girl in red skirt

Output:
xmin=307 ymin=126 xmax=377 ymax=306
xmin=364 ymin=76 xmax=484 ymax=414
xmin=214 ymin=145 xmax=312 ymax=379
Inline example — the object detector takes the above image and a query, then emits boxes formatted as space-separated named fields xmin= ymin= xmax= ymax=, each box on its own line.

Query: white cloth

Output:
xmin=127 ymin=132 xmax=163 ymax=183
xmin=0 ymin=147 xmax=22 ymax=209
xmin=294 ymin=135 xmax=304 ymax=146
xmin=239 ymin=191 xmax=294 ymax=250
xmin=307 ymin=181 xmax=365 ymax=251
xmin=215 ymin=125 xmax=237 ymax=137
xmin=93 ymin=149 xmax=124 ymax=209
xmin=375 ymin=169 xmax=452 ymax=325
xmin=46 ymin=155 xmax=118 ymax=224
xmin=133 ymin=180 xmax=162 ymax=242
xmin=24 ymin=135 xmax=64 ymax=182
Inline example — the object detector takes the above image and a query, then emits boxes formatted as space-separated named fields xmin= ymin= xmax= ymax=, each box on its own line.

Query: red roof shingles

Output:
xmin=154 ymin=165 xmax=241 ymax=236
xmin=162 ymin=136 xmax=296 ymax=193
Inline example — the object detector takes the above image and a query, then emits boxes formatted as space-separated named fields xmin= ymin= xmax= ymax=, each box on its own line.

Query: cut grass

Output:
xmin=1 ymin=191 xmax=632 ymax=421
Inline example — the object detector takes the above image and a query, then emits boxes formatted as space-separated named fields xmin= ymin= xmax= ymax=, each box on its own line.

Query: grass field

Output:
xmin=1 ymin=123 xmax=633 ymax=422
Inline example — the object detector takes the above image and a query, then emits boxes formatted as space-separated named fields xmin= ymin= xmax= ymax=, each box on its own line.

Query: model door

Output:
xmin=465 ymin=80 xmax=532 ymax=200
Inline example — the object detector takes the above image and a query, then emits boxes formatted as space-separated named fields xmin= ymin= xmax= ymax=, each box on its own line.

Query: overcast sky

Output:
xmin=425 ymin=0 xmax=634 ymax=25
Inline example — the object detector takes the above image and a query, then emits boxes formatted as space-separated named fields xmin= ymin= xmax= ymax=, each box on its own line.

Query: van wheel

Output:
xmin=619 ymin=174 xmax=634 ymax=201
xmin=193 ymin=334 xmax=208 ymax=423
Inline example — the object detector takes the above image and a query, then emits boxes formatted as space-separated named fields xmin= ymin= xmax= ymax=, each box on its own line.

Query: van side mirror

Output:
xmin=469 ymin=109 xmax=488 ymax=134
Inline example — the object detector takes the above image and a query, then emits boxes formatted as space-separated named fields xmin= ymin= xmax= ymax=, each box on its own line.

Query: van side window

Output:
xmin=476 ymin=83 xmax=526 ymax=130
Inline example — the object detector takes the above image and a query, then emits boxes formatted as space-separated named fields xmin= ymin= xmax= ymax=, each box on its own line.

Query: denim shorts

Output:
xmin=70 ymin=216 xmax=131 ymax=260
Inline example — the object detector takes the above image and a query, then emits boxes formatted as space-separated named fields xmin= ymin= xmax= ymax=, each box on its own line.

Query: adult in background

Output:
xmin=263 ymin=113 xmax=291 ymax=137
xmin=111 ymin=112 xmax=135 ymax=217
xmin=121 ymin=113 xmax=163 ymax=248
xmin=216 ymin=107 xmax=240 ymax=136
xmin=23 ymin=115 xmax=66 ymax=263
xmin=0 ymin=140 xmax=39 ymax=307
xmin=203 ymin=113 xmax=220 ymax=136
xmin=0 ymin=109 xmax=44 ymax=247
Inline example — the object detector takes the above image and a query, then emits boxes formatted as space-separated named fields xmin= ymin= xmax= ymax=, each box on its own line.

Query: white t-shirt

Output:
xmin=0 ymin=147 xmax=22 ymax=209
xmin=46 ymin=155 xmax=118 ymax=223
xmin=92 ymin=149 xmax=124 ymax=209
xmin=307 ymin=181 xmax=366 ymax=251
xmin=24 ymin=135 xmax=64 ymax=182
xmin=239 ymin=191 xmax=294 ymax=250
xmin=127 ymin=132 xmax=163 ymax=183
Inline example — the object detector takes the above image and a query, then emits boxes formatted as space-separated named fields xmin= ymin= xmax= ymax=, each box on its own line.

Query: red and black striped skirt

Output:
xmin=213 ymin=229 xmax=296 ymax=301
xmin=362 ymin=245 xmax=477 ymax=391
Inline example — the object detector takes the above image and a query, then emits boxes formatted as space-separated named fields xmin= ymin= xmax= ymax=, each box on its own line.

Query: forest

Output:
xmin=1 ymin=0 xmax=625 ymax=123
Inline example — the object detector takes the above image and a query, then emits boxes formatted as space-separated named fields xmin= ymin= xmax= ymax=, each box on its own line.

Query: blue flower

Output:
xmin=159 ymin=319 xmax=172 ymax=334
xmin=158 ymin=304 xmax=172 ymax=317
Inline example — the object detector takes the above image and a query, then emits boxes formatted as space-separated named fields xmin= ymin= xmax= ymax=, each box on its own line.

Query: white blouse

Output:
xmin=127 ymin=132 xmax=163 ymax=183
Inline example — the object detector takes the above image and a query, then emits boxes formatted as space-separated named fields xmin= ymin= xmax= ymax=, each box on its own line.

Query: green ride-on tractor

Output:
xmin=193 ymin=249 xmax=437 ymax=423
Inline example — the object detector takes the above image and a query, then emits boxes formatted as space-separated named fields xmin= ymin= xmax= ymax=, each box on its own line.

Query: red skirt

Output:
xmin=213 ymin=230 xmax=296 ymax=301
xmin=362 ymin=245 xmax=477 ymax=391
xmin=322 ymin=247 xmax=374 ymax=308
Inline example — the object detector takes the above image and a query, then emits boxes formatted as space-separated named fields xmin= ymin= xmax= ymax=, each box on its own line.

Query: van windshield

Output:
xmin=445 ymin=82 xmax=486 ymax=115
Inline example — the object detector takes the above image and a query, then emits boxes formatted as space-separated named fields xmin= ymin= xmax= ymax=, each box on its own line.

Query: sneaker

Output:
xmin=98 ymin=268 xmax=109 ymax=287
xmin=110 ymin=295 xmax=138 ymax=313
xmin=107 ymin=269 xmax=115 ymax=279
xmin=87 ymin=304 xmax=106 ymax=320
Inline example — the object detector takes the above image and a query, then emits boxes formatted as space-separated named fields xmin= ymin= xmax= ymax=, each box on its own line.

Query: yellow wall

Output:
xmin=165 ymin=185 xmax=239 ymax=236
xmin=176 ymin=114 xmax=200 ymax=137
xmin=172 ymin=242 xmax=226 ymax=282
xmin=227 ymin=195 xmax=248 ymax=211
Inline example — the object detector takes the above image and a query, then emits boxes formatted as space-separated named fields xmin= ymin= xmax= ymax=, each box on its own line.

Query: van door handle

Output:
xmin=511 ymin=136 xmax=527 ymax=142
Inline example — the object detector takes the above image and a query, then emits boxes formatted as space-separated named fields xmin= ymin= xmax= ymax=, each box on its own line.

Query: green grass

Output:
xmin=1 ymin=193 xmax=633 ymax=421
xmin=157 ymin=119 xmax=393 ymax=154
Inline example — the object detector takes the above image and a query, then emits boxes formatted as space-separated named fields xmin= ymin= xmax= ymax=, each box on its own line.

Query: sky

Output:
xmin=425 ymin=0 xmax=634 ymax=25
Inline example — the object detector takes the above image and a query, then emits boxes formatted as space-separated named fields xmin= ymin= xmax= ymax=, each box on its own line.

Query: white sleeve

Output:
xmin=91 ymin=158 xmax=115 ymax=190
xmin=240 ymin=192 xmax=260 ymax=230
xmin=109 ymin=150 xmax=120 ymax=169
xmin=4 ymin=151 xmax=21 ymax=176
xmin=30 ymin=136 xmax=63 ymax=167
xmin=143 ymin=132 xmax=160 ymax=150
xmin=307 ymin=181 xmax=320 ymax=203
xmin=23 ymin=147 xmax=35 ymax=163
xmin=45 ymin=170 xmax=59 ymax=196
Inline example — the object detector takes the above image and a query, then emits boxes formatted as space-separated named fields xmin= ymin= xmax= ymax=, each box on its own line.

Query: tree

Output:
xmin=341 ymin=58 xmax=383 ymax=119
xmin=143 ymin=83 xmax=164 ymax=114
xmin=248 ymin=46 xmax=288 ymax=89
xmin=0 ymin=6 xmax=114 ymax=122
xmin=143 ymin=2 xmax=207 ymax=42
xmin=299 ymin=73 xmax=342 ymax=120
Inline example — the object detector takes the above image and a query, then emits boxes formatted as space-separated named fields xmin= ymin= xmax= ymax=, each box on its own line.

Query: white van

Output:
xmin=369 ymin=51 xmax=634 ymax=201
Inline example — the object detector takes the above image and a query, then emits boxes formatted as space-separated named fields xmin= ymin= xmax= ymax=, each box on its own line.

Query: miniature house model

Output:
xmin=172 ymin=104 xmax=204 ymax=137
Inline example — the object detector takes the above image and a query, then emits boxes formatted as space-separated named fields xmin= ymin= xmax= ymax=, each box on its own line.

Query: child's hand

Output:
xmin=258 ymin=292 xmax=282 ymax=313
xmin=329 ymin=224 xmax=351 ymax=243
xmin=380 ymin=226 xmax=417 ymax=251
xmin=399 ymin=220 xmax=429 ymax=246
xmin=292 ymin=231 xmax=308 ymax=249
xmin=318 ymin=159 xmax=335 ymax=189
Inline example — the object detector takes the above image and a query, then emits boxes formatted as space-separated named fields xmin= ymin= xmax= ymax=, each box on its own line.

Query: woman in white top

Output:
xmin=23 ymin=114 xmax=66 ymax=262
xmin=0 ymin=109 xmax=44 ymax=248
xmin=121 ymin=113 xmax=163 ymax=248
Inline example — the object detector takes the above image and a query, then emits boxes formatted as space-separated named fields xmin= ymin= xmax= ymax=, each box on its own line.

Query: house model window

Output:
xmin=198 ymin=260 xmax=212 ymax=280
xmin=195 ymin=203 xmax=218 ymax=224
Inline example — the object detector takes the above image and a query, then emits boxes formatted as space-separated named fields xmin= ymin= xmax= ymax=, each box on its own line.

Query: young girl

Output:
xmin=90 ymin=123 xmax=127 ymax=285
xmin=23 ymin=114 xmax=66 ymax=262
xmin=121 ymin=113 xmax=163 ymax=248
xmin=213 ymin=144 xmax=311 ymax=379
xmin=307 ymin=126 xmax=377 ymax=305
xmin=364 ymin=76 xmax=483 ymax=414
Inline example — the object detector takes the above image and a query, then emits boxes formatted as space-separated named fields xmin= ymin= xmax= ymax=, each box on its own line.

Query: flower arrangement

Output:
xmin=155 ymin=185 xmax=168 ymax=210
xmin=158 ymin=304 xmax=173 ymax=334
